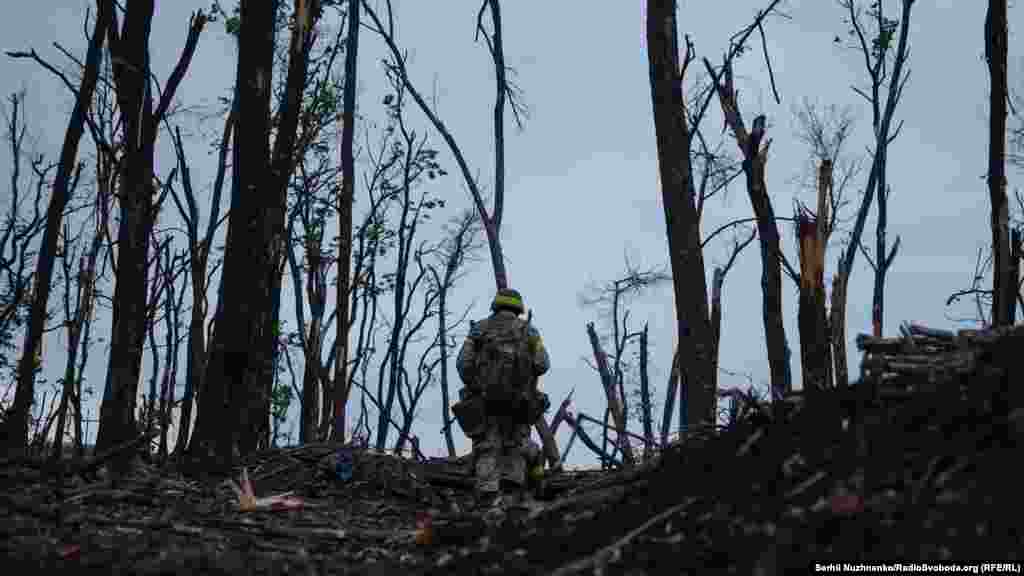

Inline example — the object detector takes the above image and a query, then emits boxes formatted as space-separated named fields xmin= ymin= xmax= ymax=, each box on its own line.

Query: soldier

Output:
xmin=455 ymin=288 xmax=550 ymax=526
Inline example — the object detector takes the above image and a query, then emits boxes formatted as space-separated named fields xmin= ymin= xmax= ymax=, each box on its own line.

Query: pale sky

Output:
xmin=1 ymin=1 xmax=1021 ymax=467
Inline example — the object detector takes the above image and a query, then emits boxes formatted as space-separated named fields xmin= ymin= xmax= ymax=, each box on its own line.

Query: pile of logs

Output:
xmin=855 ymin=321 xmax=1017 ymax=399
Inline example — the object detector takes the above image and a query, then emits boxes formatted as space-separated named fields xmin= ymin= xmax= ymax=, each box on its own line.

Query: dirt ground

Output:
xmin=2 ymin=362 xmax=1021 ymax=575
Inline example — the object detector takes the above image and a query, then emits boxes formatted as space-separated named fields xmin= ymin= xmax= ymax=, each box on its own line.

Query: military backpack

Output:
xmin=474 ymin=312 xmax=536 ymax=424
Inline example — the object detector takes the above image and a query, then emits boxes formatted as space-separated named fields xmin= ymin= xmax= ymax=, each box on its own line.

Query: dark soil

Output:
xmin=2 ymin=353 xmax=1021 ymax=575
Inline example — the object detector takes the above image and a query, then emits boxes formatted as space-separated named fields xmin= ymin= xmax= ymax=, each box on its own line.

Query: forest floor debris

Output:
xmin=2 ymin=324 xmax=1022 ymax=574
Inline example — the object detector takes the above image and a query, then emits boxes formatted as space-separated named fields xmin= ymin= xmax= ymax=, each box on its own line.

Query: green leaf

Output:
xmin=225 ymin=15 xmax=240 ymax=36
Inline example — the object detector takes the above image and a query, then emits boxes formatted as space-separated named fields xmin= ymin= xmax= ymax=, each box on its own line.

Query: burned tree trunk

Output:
xmin=706 ymin=61 xmax=788 ymax=400
xmin=796 ymin=160 xmax=832 ymax=395
xmin=797 ymin=213 xmax=829 ymax=394
xmin=986 ymin=0 xmax=1012 ymax=327
xmin=647 ymin=0 xmax=716 ymax=432
xmin=711 ymin=268 xmax=723 ymax=405
xmin=193 ymin=0 xmax=278 ymax=468
xmin=168 ymin=109 xmax=233 ymax=458
xmin=2 ymin=0 xmax=112 ymax=456
xmin=97 ymin=6 xmax=206 ymax=470
xmin=659 ymin=347 xmax=679 ymax=446
xmin=95 ymin=0 xmax=158 ymax=466
xmin=831 ymin=269 xmax=849 ymax=387
xmin=833 ymin=0 xmax=914 ymax=374
xmin=1011 ymin=228 xmax=1021 ymax=323
xmin=332 ymin=0 xmax=360 ymax=443
xmin=638 ymin=324 xmax=654 ymax=459
xmin=587 ymin=322 xmax=635 ymax=466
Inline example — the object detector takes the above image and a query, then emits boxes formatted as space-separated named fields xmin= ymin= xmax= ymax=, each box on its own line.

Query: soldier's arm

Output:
xmin=527 ymin=325 xmax=550 ymax=376
xmin=456 ymin=321 xmax=482 ymax=384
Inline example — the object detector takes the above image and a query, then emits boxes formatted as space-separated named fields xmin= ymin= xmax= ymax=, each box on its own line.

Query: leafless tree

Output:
xmin=580 ymin=260 xmax=671 ymax=467
xmin=831 ymin=0 xmax=914 ymax=387
xmin=646 ymin=0 xmax=716 ymax=437
xmin=708 ymin=226 xmax=758 ymax=417
xmin=1 ymin=0 xmax=112 ymax=456
xmin=372 ymin=66 xmax=448 ymax=451
xmin=362 ymin=0 xmax=562 ymax=465
xmin=166 ymin=116 xmax=231 ymax=458
xmin=787 ymin=101 xmax=862 ymax=391
xmin=430 ymin=209 xmax=484 ymax=457
xmin=702 ymin=1 xmax=790 ymax=400
xmin=0 ymin=93 xmax=48 ymax=398
xmin=361 ymin=0 xmax=524 ymax=291
xmin=95 ymin=5 xmax=206 ymax=475
xmin=985 ymin=0 xmax=1012 ymax=326
xmin=192 ymin=0 xmax=321 ymax=468
xmin=333 ymin=0 xmax=361 ymax=443
xmin=50 ymin=174 xmax=108 ymax=464
xmin=157 ymin=244 xmax=188 ymax=462
xmin=946 ymin=247 xmax=994 ymax=327
xmin=792 ymin=100 xmax=861 ymax=246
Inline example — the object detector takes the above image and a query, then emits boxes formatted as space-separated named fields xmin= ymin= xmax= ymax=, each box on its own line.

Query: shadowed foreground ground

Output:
xmin=2 ymin=326 xmax=1021 ymax=574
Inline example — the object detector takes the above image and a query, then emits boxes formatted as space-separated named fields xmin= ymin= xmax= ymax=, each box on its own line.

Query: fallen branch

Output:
xmin=563 ymin=412 xmax=622 ymax=468
xmin=549 ymin=496 xmax=699 ymax=576
xmin=549 ymin=388 xmax=574 ymax=436
xmin=575 ymin=412 xmax=649 ymax=446
xmin=71 ymin=429 xmax=161 ymax=478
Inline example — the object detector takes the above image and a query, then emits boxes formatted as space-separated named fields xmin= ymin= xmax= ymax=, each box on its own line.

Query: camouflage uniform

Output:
xmin=456 ymin=309 xmax=550 ymax=501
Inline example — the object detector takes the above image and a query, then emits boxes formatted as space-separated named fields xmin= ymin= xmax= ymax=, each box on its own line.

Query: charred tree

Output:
xmin=167 ymin=114 xmax=232 ymax=459
xmin=792 ymin=101 xmax=861 ymax=388
xmin=192 ymin=0 xmax=279 ymax=468
xmin=96 ymin=6 xmax=205 ymax=472
xmin=95 ymin=0 xmax=158 ymax=466
xmin=586 ymin=322 xmax=635 ymax=466
xmin=706 ymin=58 xmax=788 ymax=400
xmin=192 ymin=0 xmax=320 ymax=464
xmin=430 ymin=210 xmax=483 ymax=458
xmin=332 ymin=0 xmax=361 ymax=443
xmin=796 ymin=207 xmax=829 ymax=396
xmin=1 ymin=0 xmax=112 ymax=456
xmin=832 ymin=0 xmax=914 ymax=384
xmin=986 ymin=0 xmax=1012 ymax=327
xmin=646 ymin=0 xmax=716 ymax=432
xmin=363 ymin=0 xmax=560 ymax=465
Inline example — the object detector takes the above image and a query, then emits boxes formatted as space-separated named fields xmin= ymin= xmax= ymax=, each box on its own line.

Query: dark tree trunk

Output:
xmin=833 ymin=0 xmax=914 ymax=381
xmin=193 ymin=0 xmax=278 ymax=469
xmin=95 ymin=0 xmax=158 ymax=471
xmin=797 ymin=216 xmax=829 ymax=395
xmin=98 ymin=5 xmax=206 ymax=468
xmin=735 ymin=116 xmax=788 ymax=400
xmin=659 ymin=347 xmax=679 ymax=446
xmin=638 ymin=323 xmax=653 ymax=459
xmin=710 ymin=269 xmax=723 ymax=419
xmin=987 ymin=0 xmax=1011 ymax=327
xmin=253 ymin=0 xmax=320 ymax=452
xmin=1010 ymin=228 xmax=1021 ymax=323
xmin=646 ymin=0 xmax=715 ymax=432
xmin=1 ymin=0 xmax=112 ymax=457
xmin=437 ymin=278 xmax=456 ymax=458
xmin=300 ymin=328 xmax=320 ymax=444
xmin=586 ymin=322 xmax=634 ymax=466
xmin=830 ymin=269 xmax=849 ymax=387
xmin=331 ymin=0 xmax=359 ymax=443
xmin=175 ymin=107 xmax=234 ymax=460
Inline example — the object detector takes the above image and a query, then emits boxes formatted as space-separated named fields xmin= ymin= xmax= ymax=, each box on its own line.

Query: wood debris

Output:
xmin=2 ymin=322 xmax=1022 ymax=574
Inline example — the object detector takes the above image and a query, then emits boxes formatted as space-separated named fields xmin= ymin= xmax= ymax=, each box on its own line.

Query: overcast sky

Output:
xmin=1 ymin=1 xmax=1021 ymax=467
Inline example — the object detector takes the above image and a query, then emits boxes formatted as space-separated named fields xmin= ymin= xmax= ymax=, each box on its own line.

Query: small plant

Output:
xmin=269 ymin=381 xmax=293 ymax=448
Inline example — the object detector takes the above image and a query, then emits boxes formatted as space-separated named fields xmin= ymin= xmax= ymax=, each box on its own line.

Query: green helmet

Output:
xmin=491 ymin=288 xmax=525 ymax=314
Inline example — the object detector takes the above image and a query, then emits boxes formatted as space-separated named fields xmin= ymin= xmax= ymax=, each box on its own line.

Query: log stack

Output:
xmin=855 ymin=321 xmax=1017 ymax=401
